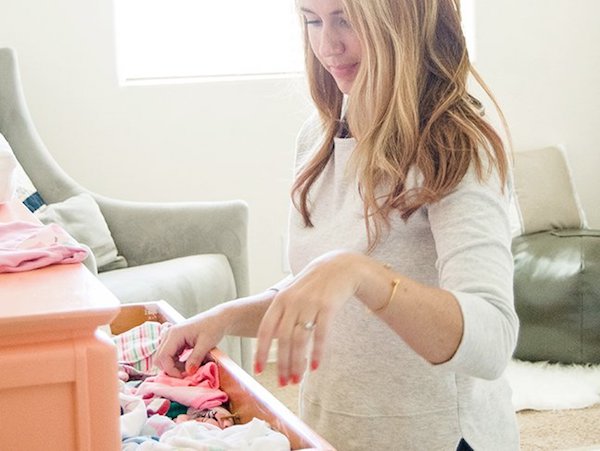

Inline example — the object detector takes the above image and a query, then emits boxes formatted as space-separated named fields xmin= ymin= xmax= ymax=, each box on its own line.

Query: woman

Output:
xmin=156 ymin=0 xmax=520 ymax=449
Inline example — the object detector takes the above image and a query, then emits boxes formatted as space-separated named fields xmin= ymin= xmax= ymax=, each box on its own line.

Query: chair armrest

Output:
xmin=95 ymin=196 xmax=249 ymax=298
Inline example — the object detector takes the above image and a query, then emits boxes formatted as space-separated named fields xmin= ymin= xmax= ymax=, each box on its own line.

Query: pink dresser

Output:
xmin=0 ymin=199 xmax=334 ymax=451
xmin=0 ymin=200 xmax=121 ymax=450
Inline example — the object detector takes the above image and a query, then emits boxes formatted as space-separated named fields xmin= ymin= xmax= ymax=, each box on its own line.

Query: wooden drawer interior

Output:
xmin=110 ymin=301 xmax=334 ymax=451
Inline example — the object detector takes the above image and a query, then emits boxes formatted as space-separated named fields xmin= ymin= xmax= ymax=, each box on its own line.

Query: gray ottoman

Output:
xmin=512 ymin=229 xmax=600 ymax=364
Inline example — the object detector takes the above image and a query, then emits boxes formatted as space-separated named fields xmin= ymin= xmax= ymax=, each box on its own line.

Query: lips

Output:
xmin=328 ymin=63 xmax=359 ymax=79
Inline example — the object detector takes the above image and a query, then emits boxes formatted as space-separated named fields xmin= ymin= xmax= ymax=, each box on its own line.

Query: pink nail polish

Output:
xmin=279 ymin=376 xmax=288 ymax=387
xmin=311 ymin=360 xmax=319 ymax=371
xmin=254 ymin=362 xmax=263 ymax=375
xmin=187 ymin=364 xmax=199 ymax=375
xmin=291 ymin=374 xmax=300 ymax=384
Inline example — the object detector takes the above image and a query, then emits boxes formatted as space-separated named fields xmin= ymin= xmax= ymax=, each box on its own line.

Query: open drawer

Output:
xmin=110 ymin=301 xmax=335 ymax=451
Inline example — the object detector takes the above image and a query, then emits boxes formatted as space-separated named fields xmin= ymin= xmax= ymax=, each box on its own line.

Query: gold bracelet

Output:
xmin=373 ymin=277 xmax=401 ymax=313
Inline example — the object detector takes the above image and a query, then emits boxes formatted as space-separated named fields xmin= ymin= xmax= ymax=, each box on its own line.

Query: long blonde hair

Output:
xmin=292 ymin=0 xmax=510 ymax=249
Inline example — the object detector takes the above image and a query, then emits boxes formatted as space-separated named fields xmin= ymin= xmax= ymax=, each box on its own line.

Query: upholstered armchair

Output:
xmin=0 ymin=47 xmax=252 ymax=371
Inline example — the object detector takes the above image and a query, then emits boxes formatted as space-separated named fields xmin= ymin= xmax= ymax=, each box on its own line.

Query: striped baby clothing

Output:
xmin=114 ymin=321 xmax=172 ymax=378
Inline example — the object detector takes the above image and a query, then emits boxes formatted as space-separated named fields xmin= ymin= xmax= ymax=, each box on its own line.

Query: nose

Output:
xmin=319 ymin=27 xmax=345 ymax=57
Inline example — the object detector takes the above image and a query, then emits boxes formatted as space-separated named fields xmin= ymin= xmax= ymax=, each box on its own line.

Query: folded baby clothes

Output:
xmin=121 ymin=416 xmax=177 ymax=451
xmin=140 ymin=414 xmax=177 ymax=438
xmin=0 ymin=221 xmax=88 ymax=272
xmin=114 ymin=321 xmax=172 ymax=379
xmin=175 ymin=406 xmax=236 ymax=429
xmin=119 ymin=392 xmax=148 ymax=439
xmin=135 ymin=362 xmax=228 ymax=411
xmin=128 ymin=418 xmax=291 ymax=451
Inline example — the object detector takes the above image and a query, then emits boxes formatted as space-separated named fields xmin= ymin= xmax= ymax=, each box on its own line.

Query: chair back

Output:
xmin=0 ymin=47 xmax=82 ymax=204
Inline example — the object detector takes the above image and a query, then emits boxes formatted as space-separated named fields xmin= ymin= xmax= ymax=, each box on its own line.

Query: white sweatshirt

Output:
xmin=278 ymin=114 xmax=520 ymax=450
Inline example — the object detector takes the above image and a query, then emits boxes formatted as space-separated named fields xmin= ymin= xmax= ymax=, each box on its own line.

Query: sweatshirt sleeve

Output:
xmin=293 ymin=111 xmax=324 ymax=172
xmin=427 ymin=161 xmax=519 ymax=380
xmin=266 ymin=113 xmax=324 ymax=293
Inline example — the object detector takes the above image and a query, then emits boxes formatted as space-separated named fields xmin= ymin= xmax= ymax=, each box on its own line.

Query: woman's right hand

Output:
xmin=155 ymin=307 xmax=228 ymax=378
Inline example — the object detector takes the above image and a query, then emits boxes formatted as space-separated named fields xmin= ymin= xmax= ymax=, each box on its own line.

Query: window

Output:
xmin=115 ymin=0 xmax=476 ymax=84
xmin=115 ymin=0 xmax=304 ymax=83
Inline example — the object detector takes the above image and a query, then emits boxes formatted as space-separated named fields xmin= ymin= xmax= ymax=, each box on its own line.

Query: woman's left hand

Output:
xmin=254 ymin=250 xmax=363 ymax=386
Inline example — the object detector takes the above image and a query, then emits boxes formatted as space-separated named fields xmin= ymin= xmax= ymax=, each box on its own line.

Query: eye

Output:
xmin=304 ymin=18 xmax=322 ymax=27
xmin=338 ymin=17 xmax=351 ymax=28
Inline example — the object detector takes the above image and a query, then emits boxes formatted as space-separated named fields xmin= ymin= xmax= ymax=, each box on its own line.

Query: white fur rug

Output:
xmin=504 ymin=359 xmax=600 ymax=411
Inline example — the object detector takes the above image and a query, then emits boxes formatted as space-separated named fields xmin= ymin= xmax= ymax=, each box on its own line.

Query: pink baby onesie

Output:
xmin=135 ymin=362 xmax=228 ymax=410
xmin=0 ymin=221 xmax=88 ymax=272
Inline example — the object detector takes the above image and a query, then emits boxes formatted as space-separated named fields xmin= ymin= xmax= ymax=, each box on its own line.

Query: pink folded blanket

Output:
xmin=0 ymin=220 xmax=89 ymax=273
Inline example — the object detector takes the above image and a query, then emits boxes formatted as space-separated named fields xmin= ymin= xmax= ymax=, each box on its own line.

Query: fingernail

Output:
xmin=290 ymin=374 xmax=300 ymax=384
xmin=187 ymin=364 xmax=199 ymax=375
xmin=278 ymin=376 xmax=288 ymax=387
xmin=254 ymin=362 xmax=263 ymax=375
xmin=311 ymin=360 xmax=319 ymax=371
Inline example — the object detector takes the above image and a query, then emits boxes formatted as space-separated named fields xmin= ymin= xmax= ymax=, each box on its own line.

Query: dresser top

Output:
xmin=0 ymin=200 xmax=120 ymax=340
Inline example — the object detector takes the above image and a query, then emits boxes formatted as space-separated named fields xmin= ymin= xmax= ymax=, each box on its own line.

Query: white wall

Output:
xmin=475 ymin=0 xmax=600 ymax=227
xmin=1 ymin=0 xmax=598 ymax=295
xmin=0 ymin=0 xmax=312 ymax=295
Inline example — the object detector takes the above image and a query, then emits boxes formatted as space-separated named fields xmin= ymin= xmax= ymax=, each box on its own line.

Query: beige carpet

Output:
xmin=254 ymin=363 xmax=600 ymax=450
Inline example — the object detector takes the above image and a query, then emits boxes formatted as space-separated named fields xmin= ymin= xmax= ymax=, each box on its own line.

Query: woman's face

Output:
xmin=299 ymin=0 xmax=362 ymax=94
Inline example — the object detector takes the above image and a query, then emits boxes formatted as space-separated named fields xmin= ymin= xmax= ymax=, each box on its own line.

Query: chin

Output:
xmin=336 ymin=80 xmax=354 ymax=95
